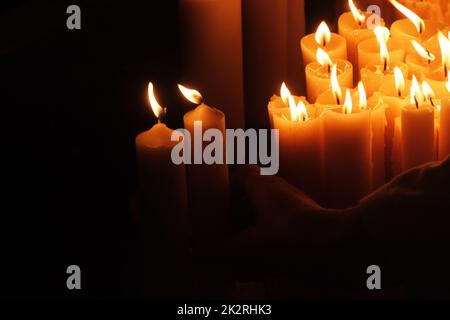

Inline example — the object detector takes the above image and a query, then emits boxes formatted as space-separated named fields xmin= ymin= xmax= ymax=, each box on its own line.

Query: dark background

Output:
xmin=1 ymin=0 xmax=340 ymax=299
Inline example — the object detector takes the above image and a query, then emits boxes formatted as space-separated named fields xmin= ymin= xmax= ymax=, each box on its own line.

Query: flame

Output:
xmin=358 ymin=81 xmax=367 ymax=110
xmin=389 ymin=0 xmax=425 ymax=34
xmin=394 ymin=66 xmax=405 ymax=97
xmin=410 ymin=75 xmax=424 ymax=107
xmin=447 ymin=75 xmax=450 ymax=92
xmin=148 ymin=82 xmax=165 ymax=119
xmin=288 ymin=95 xmax=309 ymax=122
xmin=374 ymin=26 xmax=390 ymax=69
xmin=316 ymin=48 xmax=333 ymax=69
xmin=280 ymin=82 xmax=291 ymax=105
xmin=438 ymin=31 xmax=450 ymax=76
xmin=178 ymin=84 xmax=203 ymax=104
xmin=421 ymin=80 xmax=435 ymax=103
xmin=331 ymin=64 xmax=342 ymax=105
xmin=411 ymin=40 xmax=435 ymax=62
xmin=315 ymin=21 xmax=331 ymax=47
xmin=348 ymin=0 xmax=365 ymax=26
xmin=343 ymin=89 xmax=353 ymax=114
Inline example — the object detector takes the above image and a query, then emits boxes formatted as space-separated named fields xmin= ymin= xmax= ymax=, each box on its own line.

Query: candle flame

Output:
xmin=178 ymin=84 xmax=203 ymax=104
xmin=394 ymin=66 xmax=405 ymax=97
xmin=374 ymin=26 xmax=390 ymax=69
xmin=389 ymin=0 xmax=425 ymax=34
xmin=421 ymin=80 xmax=435 ymax=102
xmin=348 ymin=0 xmax=365 ymax=26
xmin=438 ymin=31 xmax=450 ymax=77
xmin=411 ymin=40 xmax=435 ymax=62
xmin=331 ymin=64 xmax=342 ymax=105
xmin=410 ymin=75 xmax=424 ymax=107
xmin=358 ymin=81 xmax=367 ymax=110
xmin=148 ymin=82 xmax=166 ymax=120
xmin=343 ymin=89 xmax=353 ymax=114
xmin=316 ymin=48 xmax=333 ymax=69
xmin=315 ymin=21 xmax=331 ymax=47
xmin=289 ymin=96 xmax=309 ymax=122
xmin=447 ymin=75 xmax=450 ymax=92
xmin=280 ymin=82 xmax=291 ymax=105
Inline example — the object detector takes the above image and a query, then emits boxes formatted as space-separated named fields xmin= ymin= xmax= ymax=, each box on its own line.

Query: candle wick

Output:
xmin=383 ymin=58 xmax=388 ymax=72
xmin=414 ymin=95 xmax=419 ymax=109
xmin=327 ymin=64 xmax=331 ymax=74
xmin=445 ymin=65 xmax=448 ymax=79
xmin=336 ymin=95 xmax=341 ymax=105
xmin=430 ymin=98 xmax=435 ymax=107
xmin=398 ymin=89 xmax=401 ymax=97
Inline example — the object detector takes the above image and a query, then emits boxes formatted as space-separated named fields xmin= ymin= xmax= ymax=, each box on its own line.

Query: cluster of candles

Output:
xmin=268 ymin=0 xmax=450 ymax=208
xmin=136 ymin=0 xmax=450 ymax=247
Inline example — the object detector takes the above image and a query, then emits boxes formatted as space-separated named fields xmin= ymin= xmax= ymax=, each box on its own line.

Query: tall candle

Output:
xmin=179 ymin=0 xmax=245 ymax=129
xmin=273 ymin=98 xmax=324 ymax=203
xmin=301 ymin=21 xmax=347 ymax=66
xmin=178 ymin=85 xmax=229 ymax=244
xmin=243 ymin=0 xmax=305 ymax=129
xmin=338 ymin=0 xmax=385 ymax=83
xmin=322 ymin=89 xmax=372 ymax=208
xmin=401 ymin=77 xmax=436 ymax=170
xmin=440 ymin=97 xmax=450 ymax=160
xmin=136 ymin=83 xmax=189 ymax=255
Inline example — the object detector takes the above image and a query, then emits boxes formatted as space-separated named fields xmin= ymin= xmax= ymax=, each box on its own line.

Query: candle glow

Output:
xmin=280 ymin=82 xmax=291 ymax=105
xmin=421 ymin=80 xmax=436 ymax=106
xmin=331 ymin=64 xmax=343 ymax=105
xmin=358 ymin=81 xmax=367 ymax=110
xmin=178 ymin=84 xmax=203 ymax=104
xmin=438 ymin=32 xmax=450 ymax=77
xmin=374 ymin=26 xmax=390 ymax=70
xmin=148 ymin=82 xmax=166 ymax=120
xmin=394 ymin=66 xmax=406 ymax=97
xmin=316 ymin=48 xmax=333 ymax=72
xmin=410 ymin=75 xmax=424 ymax=108
xmin=389 ymin=0 xmax=425 ymax=34
xmin=315 ymin=21 xmax=331 ymax=47
xmin=411 ymin=40 xmax=436 ymax=62
xmin=288 ymin=95 xmax=309 ymax=122
xmin=348 ymin=0 xmax=365 ymax=26
xmin=343 ymin=89 xmax=353 ymax=114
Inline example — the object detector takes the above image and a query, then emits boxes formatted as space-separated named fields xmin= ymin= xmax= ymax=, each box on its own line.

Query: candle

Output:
xmin=178 ymin=84 xmax=229 ymax=244
xmin=392 ymin=116 xmax=403 ymax=176
xmin=357 ymin=27 xmax=405 ymax=74
xmin=360 ymin=27 xmax=409 ymax=96
xmin=243 ymin=0 xmax=305 ymax=129
xmin=389 ymin=0 xmax=443 ymax=54
xmin=394 ymin=0 xmax=445 ymax=23
xmin=424 ymin=32 xmax=450 ymax=96
xmin=267 ymin=82 xmax=309 ymax=128
xmin=322 ymin=89 xmax=372 ymax=208
xmin=440 ymin=97 xmax=450 ymax=160
xmin=406 ymin=39 xmax=441 ymax=80
xmin=301 ymin=21 xmax=347 ymax=66
xmin=179 ymin=0 xmax=245 ymax=129
xmin=338 ymin=0 xmax=385 ymax=82
xmin=305 ymin=49 xmax=353 ymax=103
xmin=135 ymin=83 xmax=189 ymax=253
xmin=401 ymin=76 xmax=436 ymax=170
xmin=272 ymin=92 xmax=324 ymax=202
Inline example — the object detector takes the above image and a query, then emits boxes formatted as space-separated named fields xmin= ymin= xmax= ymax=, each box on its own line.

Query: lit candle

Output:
xmin=179 ymin=0 xmax=245 ymax=129
xmin=135 ymin=83 xmax=189 ymax=252
xmin=425 ymin=33 xmax=450 ymax=97
xmin=267 ymin=82 xmax=309 ymax=128
xmin=401 ymin=76 xmax=436 ymax=171
xmin=338 ymin=0 xmax=385 ymax=82
xmin=360 ymin=27 xmax=409 ymax=96
xmin=440 ymin=97 xmax=450 ymax=160
xmin=272 ymin=85 xmax=324 ymax=203
xmin=178 ymin=84 xmax=229 ymax=244
xmin=389 ymin=0 xmax=443 ymax=54
xmin=301 ymin=21 xmax=347 ymax=66
xmin=358 ymin=26 xmax=405 ymax=74
xmin=406 ymin=39 xmax=441 ymax=80
xmin=305 ymin=49 xmax=353 ymax=103
xmin=322 ymin=88 xmax=372 ymax=208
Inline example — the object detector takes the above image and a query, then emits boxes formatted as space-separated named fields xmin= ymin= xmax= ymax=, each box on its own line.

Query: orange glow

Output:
xmin=389 ymin=0 xmax=425 ymax=34
xmin=280 ymin=82 xmax=291 ymax=105
xmin=315 ymin=21 xmax=331 ymax=47
xmin=316 ymin=48 xmax=333 ymax=70
xmin=447 ymin=75 xmax=450 ymax=92
xmin=358 ymin=81 xmax=367 ymax=110
xmin=348 ymin=0 xmax=365 ymax=26
xmin=438 ymin=31 xmax=450 ymax=77
xmin=410 ymin=75 xmax=424 ymax=107
xmin=394 ymin=66 xmax=405 ymax=97
xmin=411 ymin=40 xmax=435 ymax=62
xmin=148 ymin=82 xmax=166 ymax=120
xmin=331 ymin=64 xmax=342 ymax=105
xmin=374 ymin=26 xmax=390 ymax=69
xmin=343 ymin=89 xmax=353 ymax=114
xmin=289 ymin=96 xmax=309 ymax=122
xmin=178 ymin=84 xmax=203 ymax=104
xmin=421 ymin=80 xmax=436 ymax=106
